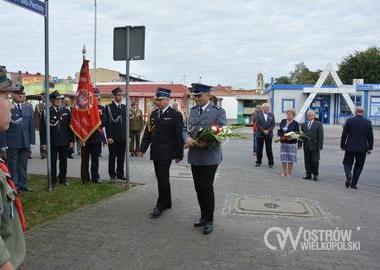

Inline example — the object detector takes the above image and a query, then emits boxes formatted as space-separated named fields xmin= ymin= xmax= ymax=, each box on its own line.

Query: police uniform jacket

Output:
xmin=6 ymin=103 xmax=35 ymax=150
xmin=40 ymin=106 xmax=74 ymax=147
xmin=140 ymin=106 xmax=184 ymax=161
xmin=86 ymin=105 xmax=106 ymax=144
xmin=184 ymin=103 xmax=227 ymax=166
xmin=104 ymin=102 xmax=126 ymax=142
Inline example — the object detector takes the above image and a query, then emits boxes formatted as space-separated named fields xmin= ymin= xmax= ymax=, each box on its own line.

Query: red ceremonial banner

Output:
xmin=70 ymin=59 xmax=101 ymax=142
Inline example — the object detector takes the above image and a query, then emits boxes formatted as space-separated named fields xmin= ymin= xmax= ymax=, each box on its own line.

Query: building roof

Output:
xmin=92 ymin=83 xmax=189 ymax=98
xmin=212 ymin=89 xmax=258 ymax=97
xmin=264 ymin=83 xmax=380 ymax=94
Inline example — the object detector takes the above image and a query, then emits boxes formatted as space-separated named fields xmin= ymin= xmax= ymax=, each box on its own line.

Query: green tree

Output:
xmin=289 ymin=62 xmax=320 ymax=84
xmin=274 ymin=76 xmax=292 ymax=84
xmin=273 ymin=62 xmax=320 ymax=85
xmin=338 ymin=46 xmax=380 ymax=84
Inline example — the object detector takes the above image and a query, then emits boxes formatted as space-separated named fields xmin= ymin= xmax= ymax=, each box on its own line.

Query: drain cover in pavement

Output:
xmin=228 ymin=194 xmax=316 ymax=217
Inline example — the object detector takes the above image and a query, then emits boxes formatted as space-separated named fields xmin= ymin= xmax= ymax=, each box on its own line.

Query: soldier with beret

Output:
xmin=0 ymin=65 xmax=26 ymax=270
xmin=129 ymin=101 xmax=144 ymax=157
xmin=104 ymin=87 xmax=127 ymax=181
xmin=40 ymin=90 xmax=74 ymax=188
xmin=184 ymin=83 xmax=227 ymax=235
xmin=140 ymin=88 xmax=184 ymax=218
xmin=80 ymin=87 xmax=106 ymax=184
xmin=6 ymin=84 xmax=35 ymax=192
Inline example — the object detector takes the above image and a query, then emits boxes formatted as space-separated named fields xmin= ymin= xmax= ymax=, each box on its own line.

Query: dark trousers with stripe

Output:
xmin=153 ymin=160 xmax=172 ymax=210
xmin=108 ymin=141 xmax=126 ymax=178
xmin=191 ymin=164 xmax=218 ymax=223
xmin=51 ymin=146 xmax=69 ymax=185
xmin=81 ymin=143 xmax=102 ymax=182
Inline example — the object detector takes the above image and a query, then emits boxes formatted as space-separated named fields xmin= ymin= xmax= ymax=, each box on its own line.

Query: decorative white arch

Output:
xmin=295 ymin=63 xmax=356 ymax=122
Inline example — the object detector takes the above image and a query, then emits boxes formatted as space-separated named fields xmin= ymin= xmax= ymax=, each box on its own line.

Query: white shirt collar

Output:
xmin=161 ymin=105 xmax=170 ymax=114
xmin=201 ymin=102 xmax=210 ymax=112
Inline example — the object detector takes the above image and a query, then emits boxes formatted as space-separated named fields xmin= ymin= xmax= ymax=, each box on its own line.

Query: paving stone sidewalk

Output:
xmin=24 ymin=142 xmax=380 ymax=270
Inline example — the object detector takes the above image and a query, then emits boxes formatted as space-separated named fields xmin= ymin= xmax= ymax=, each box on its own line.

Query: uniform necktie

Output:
xmin=158 ymin=109 xmax=162 ymax=119
xmin=308 ymin=121 xmax=312 ymax=129
xmin=17 ymin=104 xmax=22 ymax=111
xmin=198 ymin=107 xmax=203 ymax=117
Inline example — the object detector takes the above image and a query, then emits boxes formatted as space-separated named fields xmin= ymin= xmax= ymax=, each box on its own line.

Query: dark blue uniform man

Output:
xmin=104 ymin=87 xmax=127 ymax=181
xmin=80 ymin=87 xmax=106 ymax=184
xmin=40 ymin=90 xmax=74 ymax=188
xmin=341 ymin=106 xmax=374 ymax=189
xmin=140 ymin=88 xmax=184 ymax=217
xmin=184 ymin=83 xmax=227 ymax=235
xmin=6 ymin=85 xmax=35 ymax=191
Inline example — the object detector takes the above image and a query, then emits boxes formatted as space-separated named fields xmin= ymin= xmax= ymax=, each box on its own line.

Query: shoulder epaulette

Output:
xmin=212 ymin=105 xmax=222 ymax=110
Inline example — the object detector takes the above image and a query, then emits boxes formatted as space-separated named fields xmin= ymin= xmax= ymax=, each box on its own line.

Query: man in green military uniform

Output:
xmin=34 ymin=93 xmax=46 ymax=159
xmin=129 ymin=102 xmax=144 ymax=157
xmin=0 ymin=65 xmax=26 ymax=270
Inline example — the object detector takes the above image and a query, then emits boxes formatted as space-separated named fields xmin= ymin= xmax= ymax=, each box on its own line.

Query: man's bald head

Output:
xmin=262 ymin=103 xmax=270 ymax=113
xmin=355 ymin=106 xmax=365 ymax=116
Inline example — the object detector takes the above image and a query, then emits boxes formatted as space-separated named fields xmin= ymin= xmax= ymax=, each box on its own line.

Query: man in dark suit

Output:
xmin=80 ymin=88 xmax=106 ymax=184
xmin=298 ymin=110 xmax=324 ymax=181
xmin=40 ymin=91 xmax=74 ymax=188
xmin=6 ymin=86 xmax=35 ymax=191
xmin=104 ymin=87 xmax=127 ymax=181
xmin=255 ymin=103 xmax=275 ymax=167
xmin=140 ymin=88 xmax=184 ymax=218
xmin=341 ymin=106 xmax=373 ymax=189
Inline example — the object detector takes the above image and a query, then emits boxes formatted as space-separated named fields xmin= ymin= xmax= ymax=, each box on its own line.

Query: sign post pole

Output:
xmin=44 ymin=0 xmax=52 ymax=192
xmin=113 ymin=25 xmax=145 ymax=185
xmin=125 ymin=26 xmax=131 ymax=184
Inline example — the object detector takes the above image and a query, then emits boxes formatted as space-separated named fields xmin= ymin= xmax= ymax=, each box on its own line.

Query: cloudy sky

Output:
xmin=0 ymin=0 xmax=379 ymax=88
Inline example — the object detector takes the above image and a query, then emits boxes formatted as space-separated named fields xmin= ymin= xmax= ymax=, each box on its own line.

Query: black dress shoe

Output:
xmin=268 ymin=164 xmax=274 ymax=168
xmin=351 ymin=186 xmax=358 ymax=190
xmin=117 ymin=176 xmax=127 ymax=181
xmin=203 ymin=222 xmax=213 ymax=235
xmin=193 ymin=218 xmax=206 ymax=227
xmin=255 ymin=163 xmax=261 ymax=167
xmin=313 ymin=175 xmax=318 ymax=181
xmin=345 ymin=175 xmax=352 ymax=188
xmin=92 ymin=179 xmax=100 ymax=184
xmin=150 ymin=208 xmax=162 ymax=218
xmin=303 ymin=175 xmax=312 ymax=180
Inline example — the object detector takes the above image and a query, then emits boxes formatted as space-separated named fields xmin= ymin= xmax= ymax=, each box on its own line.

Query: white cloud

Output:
xmin=0 ymin=0 xmax=379 ymax=88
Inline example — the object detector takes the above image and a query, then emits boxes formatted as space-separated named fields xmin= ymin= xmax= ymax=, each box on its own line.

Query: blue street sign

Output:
xmin=4 ymin=0 xmax=46 ymax=16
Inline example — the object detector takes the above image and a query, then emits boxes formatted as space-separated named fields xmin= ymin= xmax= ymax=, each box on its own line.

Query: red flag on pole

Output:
xmin=70 ymin=59 xmax=101 ymax=142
